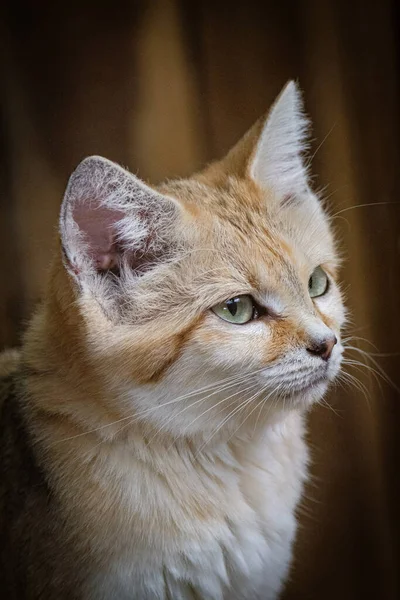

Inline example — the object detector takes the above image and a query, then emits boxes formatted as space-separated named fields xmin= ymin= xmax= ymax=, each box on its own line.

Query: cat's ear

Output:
xmin=60 ymin=156 xmax=182 ymax=286
xmin=249 ymin=81 xmax=310 ymax=199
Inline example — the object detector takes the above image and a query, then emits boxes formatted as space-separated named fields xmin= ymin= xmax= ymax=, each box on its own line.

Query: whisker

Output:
xmin=228 ymin=387 xmax=279 ymax=443
xmin=344 ymin=347 xmax=399 ymax=392
xmin=195 ymin=389 xmax=263 ymax=457
xmin=332 ymin=201 xmax=399 ymax=218
xmin=338 ymin=371 xmax=371 ymax=410
xmin=53 ymin=368 xmax=267 ymax=445
xmin=251 ymin=390 xmax=271 ymax=436
xmin=194 ymin=380 xmax=288 ymax=457
xmin=342 ymin=358 xmax=382 ymax=393
xmin=101 ymin=379 xmax=261 ymax=449
xmin=342 ymin=335 xmax=380 ymax=351
xmin=158 ymin=381 xmax=261 ymax=450
xmin=307 ymin=123 xmax=336 ymax=165
xmin=317 ymin=396 xmax=342 ymax=418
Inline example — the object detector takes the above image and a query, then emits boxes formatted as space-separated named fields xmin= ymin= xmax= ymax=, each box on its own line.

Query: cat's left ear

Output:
xmin=249 ymin=81 xmax=310 ymax=200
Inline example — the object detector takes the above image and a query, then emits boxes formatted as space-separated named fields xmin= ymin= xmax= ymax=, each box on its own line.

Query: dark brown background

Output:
xmin=1 ymin=1 xmax=400 ymax=598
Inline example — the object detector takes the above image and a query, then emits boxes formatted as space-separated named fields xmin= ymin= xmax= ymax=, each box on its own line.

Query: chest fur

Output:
xmin=56 ymin=416 xmax=308 ymax=600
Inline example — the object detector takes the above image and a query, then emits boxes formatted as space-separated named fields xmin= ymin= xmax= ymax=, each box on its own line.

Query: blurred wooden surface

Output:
xmin=1 ymin=1 xmax=400 ymax=597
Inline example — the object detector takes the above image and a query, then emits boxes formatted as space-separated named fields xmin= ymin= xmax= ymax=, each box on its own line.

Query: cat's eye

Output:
xmin=308 ymin=266 xmax=329 ymax=298
xmin=211 ymin=295 xmax=258 ymax=324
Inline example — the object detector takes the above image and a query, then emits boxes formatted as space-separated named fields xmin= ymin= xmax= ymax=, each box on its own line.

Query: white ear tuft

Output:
xmin=60 ymin=156 xmax=182 ymax=285
xmin=250 ymin=81 xmax=310 ymax=198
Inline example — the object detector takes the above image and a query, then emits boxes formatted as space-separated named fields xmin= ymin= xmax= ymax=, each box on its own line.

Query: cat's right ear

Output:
xmin=60 ymin=156 xmax=183 ymax=288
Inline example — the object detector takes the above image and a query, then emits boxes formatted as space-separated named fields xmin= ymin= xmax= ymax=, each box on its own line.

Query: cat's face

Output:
xmin=59 ymin=82 xmax=345 ymax=439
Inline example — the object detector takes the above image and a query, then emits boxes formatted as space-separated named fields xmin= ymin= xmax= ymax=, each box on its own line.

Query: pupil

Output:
xmin=308 ymin=276 xmax=313 ymax=290
xmin=226 ymin=299 xmax=238 ymax=316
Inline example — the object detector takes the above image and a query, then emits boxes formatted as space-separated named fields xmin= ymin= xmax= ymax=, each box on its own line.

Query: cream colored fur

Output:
xmin=21 ymin=81 xmax=345 ymax=599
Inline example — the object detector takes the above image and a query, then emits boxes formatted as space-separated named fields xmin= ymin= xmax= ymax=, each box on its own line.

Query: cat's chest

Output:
xmin=87 ymin=513 xmax=293 ymax=600
xmin=79 ymin=417 xmax=308 ymax=600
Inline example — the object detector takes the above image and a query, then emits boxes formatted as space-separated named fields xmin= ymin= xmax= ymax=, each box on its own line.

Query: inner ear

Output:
xmin=72 ymin=201 xmax=164 ymax=276
xmin=73 ymin=202 xmax=124 ymax=272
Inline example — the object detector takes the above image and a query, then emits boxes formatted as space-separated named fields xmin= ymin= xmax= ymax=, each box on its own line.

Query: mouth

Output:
xmin=258 ymin=349 xmax=343 ymax=402
xmin=291 ymin=351 xmax=343 ymax=394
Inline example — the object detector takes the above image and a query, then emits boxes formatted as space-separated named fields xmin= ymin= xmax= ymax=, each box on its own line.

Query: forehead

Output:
xmin=161 ymin=177 xmax=335 ymax=294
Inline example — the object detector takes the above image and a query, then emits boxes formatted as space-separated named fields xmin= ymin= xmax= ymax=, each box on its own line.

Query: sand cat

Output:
xmin=0 ymin=82 xmax=344 ymax=599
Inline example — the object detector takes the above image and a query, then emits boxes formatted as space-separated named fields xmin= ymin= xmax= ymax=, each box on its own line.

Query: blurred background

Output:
xmin=1 ymin=0 xmax=400 ymax=597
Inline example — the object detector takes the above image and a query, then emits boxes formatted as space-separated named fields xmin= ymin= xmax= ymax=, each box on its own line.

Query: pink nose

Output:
xmin=307 ymin=335 xmax=337 ymax=361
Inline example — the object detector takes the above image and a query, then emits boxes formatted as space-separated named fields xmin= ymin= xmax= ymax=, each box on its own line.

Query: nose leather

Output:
xmin=307 ymin=335 xmax=337 ymax=361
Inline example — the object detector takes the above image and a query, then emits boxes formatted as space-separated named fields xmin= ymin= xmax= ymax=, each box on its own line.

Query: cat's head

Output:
xmin=59 ymin=82 xmax=345 ymax=439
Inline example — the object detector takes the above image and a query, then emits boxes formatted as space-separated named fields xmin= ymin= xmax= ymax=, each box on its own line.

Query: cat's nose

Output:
xmin=306 ymin=335 xmax=337 ymax=361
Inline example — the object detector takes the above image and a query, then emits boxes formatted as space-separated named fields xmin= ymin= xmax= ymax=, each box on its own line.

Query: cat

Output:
xmin=0 ymin=81 xmax=345 ymax=600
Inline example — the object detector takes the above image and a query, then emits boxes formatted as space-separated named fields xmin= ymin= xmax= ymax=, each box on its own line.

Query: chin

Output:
xmin=296 ymin=353 xmax=343 ymax=409
xmin=286 ymin=379 xmax=330 ymax=411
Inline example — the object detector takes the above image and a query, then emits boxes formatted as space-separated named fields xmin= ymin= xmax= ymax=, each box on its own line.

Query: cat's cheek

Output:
xmin=192 ymin=319 xmax=272 ymax=373
xmin=229 ymin=320 xmax=274 ymax=368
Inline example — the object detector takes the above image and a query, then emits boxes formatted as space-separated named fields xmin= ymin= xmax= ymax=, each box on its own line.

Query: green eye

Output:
xmin=308 ymin=266 xmax=329 ymax=298
xmin=211 ymin=295 xmax=256 ymax=324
